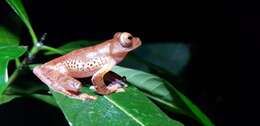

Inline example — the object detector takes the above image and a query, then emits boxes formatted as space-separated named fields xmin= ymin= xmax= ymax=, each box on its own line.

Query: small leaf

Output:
xmin=0 ymin=26 xmax=19 ymax=46
xmin=0 ymin=95 xmax=19 ymax=105
xmin=44 ymin=40 xmax=98 ymax=55
xmin=6 ymin=0 xmax=38 ymax=43
xmin=112 ymin=66 xmax=214 ymax=126
xmin=0 ymin=46 xmax=27 ymax=95
xmin=0 ymin=46 xmax=27 ymax=58
xmin=0 ymin=58 xmax=9 ymax=94
xmin=52 ymin=86 xmax=183 ymax=126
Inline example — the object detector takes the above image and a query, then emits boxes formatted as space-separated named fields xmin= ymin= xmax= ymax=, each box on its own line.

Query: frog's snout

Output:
xmin=133 ymin=37 xmax=142 ymax=48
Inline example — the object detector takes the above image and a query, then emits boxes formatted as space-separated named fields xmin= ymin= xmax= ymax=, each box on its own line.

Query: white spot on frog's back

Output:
xmin=63 ymin=59 xmax=87 ymax=72
xmin=86 ymin=52 xmax=97 ymax=59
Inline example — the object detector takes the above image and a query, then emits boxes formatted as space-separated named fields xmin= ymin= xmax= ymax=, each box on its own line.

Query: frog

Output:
xmin=33 ymin=32 xmax=141 ymax=100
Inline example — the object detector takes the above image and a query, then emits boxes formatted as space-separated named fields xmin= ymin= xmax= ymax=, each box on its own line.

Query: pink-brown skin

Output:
xmin=33 ymin=32 xmax=141 ymax=100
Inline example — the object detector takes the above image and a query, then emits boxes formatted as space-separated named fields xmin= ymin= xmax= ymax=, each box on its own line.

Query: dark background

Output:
xmin=0 ymin=0 xmax=243 ymax=126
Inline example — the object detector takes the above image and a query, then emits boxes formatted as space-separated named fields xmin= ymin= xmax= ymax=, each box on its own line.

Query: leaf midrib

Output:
xmin=104 ymin=96 xmax=145 ymax=126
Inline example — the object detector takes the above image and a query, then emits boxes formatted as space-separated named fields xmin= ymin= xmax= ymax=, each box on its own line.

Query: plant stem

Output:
xmin=41 ymin=45 xmax=64 ymax=55
xmin=6 ymin=40 xmax=63 ymax=91
xmin=7 ymin=46 xmax=40 ymax=84
xmin=7 ymin=44 xmax=41 ymax=90
xmin=7 ymin=68 xmax=20 ymax=86
xmin=14 ymin=58 xmax=21 ymax=69
xmin=28 ymin=46 xmax=39 ymax=58
xmin=27 ymin=25 xmax=38 ymax=45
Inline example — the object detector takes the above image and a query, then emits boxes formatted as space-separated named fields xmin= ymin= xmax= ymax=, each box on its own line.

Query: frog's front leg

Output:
xmin=33 ymin=65 xmax=96 ymax=100
xmin=91 ymin=60 xmax=122 ymax=95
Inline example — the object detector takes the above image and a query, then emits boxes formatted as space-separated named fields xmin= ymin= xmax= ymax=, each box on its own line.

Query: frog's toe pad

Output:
xmin=78 ymin=94 xmax=97 ymax=100
xmin=109 ymin=79 xmax=128 ymax=88
xmin=115 ymin=88 xmax=125 ymax=93
xmin=107 ymin=83 xmax=126 ymax=93
xmin=107 ymin=83 xmax=121 ymax=91
xmin=89 ymin=86 xmax=96 ymax=91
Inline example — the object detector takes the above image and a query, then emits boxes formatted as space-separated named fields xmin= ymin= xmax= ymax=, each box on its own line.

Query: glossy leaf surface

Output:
xmin=53 ymin=86 xmax=183 ymax=126
xmin=0 ymin=46 xmax=27 ymax=94
xmin=112 ymin=66 xmax=214 ymax=126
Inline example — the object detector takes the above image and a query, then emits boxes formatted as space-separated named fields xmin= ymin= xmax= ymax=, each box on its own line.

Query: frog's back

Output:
xmin=43 ymin=44 xmax=94 ymax=66
xmin=42 ymin=42 xmax=111 ymax=78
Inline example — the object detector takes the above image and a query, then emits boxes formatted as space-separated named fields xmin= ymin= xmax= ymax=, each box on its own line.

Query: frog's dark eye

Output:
xmin=128 ymin=36 xmax=133 ymax=40
xmin=119 ymin=32 xmax=133 ymax=47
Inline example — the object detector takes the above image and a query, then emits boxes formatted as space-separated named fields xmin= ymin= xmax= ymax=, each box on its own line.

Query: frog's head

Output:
xmin=113 ymin=32 xmax=142 ymax=52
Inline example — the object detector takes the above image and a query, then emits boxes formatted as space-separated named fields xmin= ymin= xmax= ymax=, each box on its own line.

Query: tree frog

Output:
xmin=33 ymin=32 xmax=141 ymax=100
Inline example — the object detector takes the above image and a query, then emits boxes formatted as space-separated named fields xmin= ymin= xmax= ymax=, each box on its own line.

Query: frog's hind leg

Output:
xmin=33 ymin=65 xmax=96 ymax=100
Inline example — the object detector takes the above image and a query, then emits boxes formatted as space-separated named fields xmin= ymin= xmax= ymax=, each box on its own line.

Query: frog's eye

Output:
xmin=119 ymin=32 xmax=133 ymax=47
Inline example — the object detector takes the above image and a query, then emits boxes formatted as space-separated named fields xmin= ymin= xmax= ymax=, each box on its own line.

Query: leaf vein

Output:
xmin=104 ymin=96 xmax=145 ymax=126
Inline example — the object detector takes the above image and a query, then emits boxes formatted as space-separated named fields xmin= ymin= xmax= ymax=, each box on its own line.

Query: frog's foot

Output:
xmin=90 ymin=73 xmax=127 ymax=95
xmin=104 ymin=71 xmax=128 ymax=93
xmin=107 ymin=84 xmax=125 ymax=93
xmin=104 ymin=71 xmax=128 ymax=87
xmin=54 ymin=87 xmax=96 ymax=100
xmin=90 ymin=79 xmax=127 ymax=93
xmin=33 ymin=65 xmax=96 ymax=100
xmin=90 ymin=83 xmax=124 ymax=94
xmin=69 ymin=93 xmax=97 ymax=100
xmin=107 ymin=79 xmax=128 ymax=93
xmin=51 ymin=77 xmax=97 ymax=100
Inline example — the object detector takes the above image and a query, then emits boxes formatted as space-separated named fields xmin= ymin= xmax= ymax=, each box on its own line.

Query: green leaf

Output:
xmin=0 ymin=95 xmax=19 ymax=105
xmin=0 ymin=58 xmax=9 ymax=95
xmin=0 ymin=26 xmax=19 ymax=46
xmin=112 ymin=66 xmax=214 ymax=126
xmin=0 ymin=46 xmax=27 ymax=95
xmin=112 ymin=66 xmax=187 ymax=114
xmin=52 ymin=86 xmax=183 ymax=126
xmin=44 ymin=40 xmax=98 ymax=55
xmin=134 ymin=43 xmax=190 ymax=75
xmin=6 ymin=0 xmax=38 ymax=43
xmin=174 ymin=89 xmax=215 ymax=126
xmin=0 ymin=46 xmax=27 ymax=58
